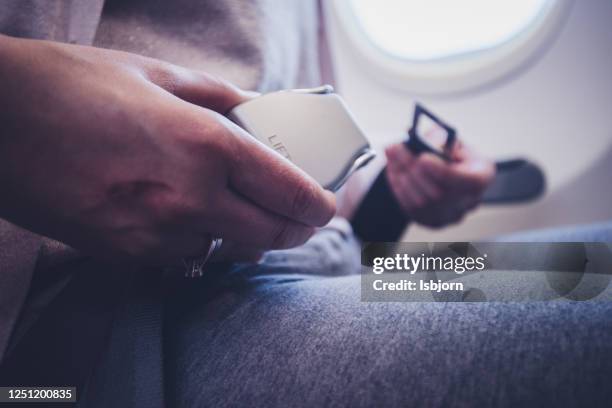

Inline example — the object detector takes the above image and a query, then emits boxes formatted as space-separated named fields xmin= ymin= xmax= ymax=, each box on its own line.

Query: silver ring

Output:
xmin=183 ymin=238 xmax=223 ymax=278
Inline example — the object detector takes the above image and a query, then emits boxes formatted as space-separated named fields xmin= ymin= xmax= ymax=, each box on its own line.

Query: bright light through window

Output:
xmin=348 ymin=0 xmax=554 ymax=61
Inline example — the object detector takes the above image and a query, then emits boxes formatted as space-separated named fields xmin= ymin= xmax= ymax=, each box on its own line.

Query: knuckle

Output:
xmin=203 ymin=74 xmax=245 ymax=111
xmin=207 ymin=74 xmax=233 ymax=94
xmin=145 ymin=62 xmax=182 ymax=94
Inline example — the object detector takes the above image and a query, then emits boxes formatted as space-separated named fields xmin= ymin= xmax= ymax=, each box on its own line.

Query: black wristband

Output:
xmin=351 ymin=168 xmax=410 ymax=242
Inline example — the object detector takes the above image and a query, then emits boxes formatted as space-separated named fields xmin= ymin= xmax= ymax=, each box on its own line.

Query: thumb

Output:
xmin=228 ymin=126 xmax=336 ymax=227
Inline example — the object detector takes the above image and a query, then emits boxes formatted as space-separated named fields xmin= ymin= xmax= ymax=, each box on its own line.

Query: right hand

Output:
xmin=385 ymin=142 xmax=494 ymax=228
xmin=0 ymin=35 xmax=336 ymax=265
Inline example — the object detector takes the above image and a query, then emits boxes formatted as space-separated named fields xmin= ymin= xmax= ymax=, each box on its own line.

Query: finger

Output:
xmin=385 ymin=144 xmax=416 ymax=174
xmin=229 ymin=129 xmax=336 ymax=227
xmin=444 ymin=142 xmax=495 ymax=193
xmin=403 ymin=172 xmax=428 ymax=208
xmin=161 ymin=66 xmax=256 ymax=114
xmin=200 ymin=190 xmax=316 ymax=250
xmin=448 ymin=158 xmax=495 ymax=194
xmin=418 ymin=154 xmax=451 ymax=188
xmin=411 ymin=161 xmax=444 ymax=202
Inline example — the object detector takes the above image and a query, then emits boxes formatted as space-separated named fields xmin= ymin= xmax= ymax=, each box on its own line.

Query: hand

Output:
xmin=385 ymin=142 xmax=495 ymax=228
xmin=0 ymin=35 xmax=335 ymax=265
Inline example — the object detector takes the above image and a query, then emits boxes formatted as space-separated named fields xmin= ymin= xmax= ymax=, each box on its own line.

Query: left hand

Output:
xmin=385 ymin=141 xmax=495 ymax=228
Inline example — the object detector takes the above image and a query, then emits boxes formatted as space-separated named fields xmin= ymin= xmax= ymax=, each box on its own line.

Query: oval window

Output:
xmin=329 ymin=0 xmax=572 ymax=94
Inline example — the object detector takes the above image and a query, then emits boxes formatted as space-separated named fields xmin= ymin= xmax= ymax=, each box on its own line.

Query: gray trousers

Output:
xmin=163 ymin=221 xmax=612 ymax=408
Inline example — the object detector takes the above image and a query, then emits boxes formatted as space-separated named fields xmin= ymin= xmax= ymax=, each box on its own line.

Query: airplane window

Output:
xmin=329 ymin=0 xmax=571 ymax=94
xmin=348 ymin=0 xmax=553 ymax=61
